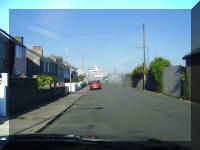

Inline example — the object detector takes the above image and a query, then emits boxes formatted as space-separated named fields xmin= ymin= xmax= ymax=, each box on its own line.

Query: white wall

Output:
xmin=0 ymin=73 xmax=8 ymax=116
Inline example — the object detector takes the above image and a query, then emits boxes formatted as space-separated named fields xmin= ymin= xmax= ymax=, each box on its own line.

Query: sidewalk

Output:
xmin=0 ymin=86 xmax=89 ymax=136
xmin=0 ymin=117 xmax=9 ymax=136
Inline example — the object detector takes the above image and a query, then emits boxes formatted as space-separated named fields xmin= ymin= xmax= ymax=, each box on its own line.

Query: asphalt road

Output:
xmin=39 ymin=83 xmax=191 ymax=141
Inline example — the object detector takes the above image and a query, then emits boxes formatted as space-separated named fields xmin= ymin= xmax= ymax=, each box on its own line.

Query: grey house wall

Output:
xmin=0 ymin=34 xmax=8 ymax=73
xmin=26 ymin=50 xmax=57 ymax=77
xmin=57 ymin=65 xmax=64 ymax=82
xmin=48 ymin=55 xmax=64 ymax=82
xmin=40 ymin=59 xmax=57 ymax=77
xmin=26 ymin=50 xmax=40 ymax=76
xmin=163 ymin=66 xmax=183 ymax=98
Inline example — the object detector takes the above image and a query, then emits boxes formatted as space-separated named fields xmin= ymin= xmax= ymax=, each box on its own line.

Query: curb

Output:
xmin=133 ymin=87 xmax=192 ymax=104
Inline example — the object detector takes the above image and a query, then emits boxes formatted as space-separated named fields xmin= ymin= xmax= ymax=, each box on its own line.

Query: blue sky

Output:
xmin=0 ymin=0 xmax=198 ymax=32
xmin=0 ymin=0 xmax=199 ymax=73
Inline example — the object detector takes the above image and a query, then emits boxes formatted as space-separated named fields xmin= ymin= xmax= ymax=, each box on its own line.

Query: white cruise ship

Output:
xmin=87 ymin=66 xmax=107 ymax=78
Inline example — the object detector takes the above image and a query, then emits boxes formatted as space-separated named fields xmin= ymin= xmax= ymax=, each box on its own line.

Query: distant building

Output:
xmin=26 ymin=46 xmax=57 ymax=77
xmin=0 ymin=29 xmax=26 ymax=75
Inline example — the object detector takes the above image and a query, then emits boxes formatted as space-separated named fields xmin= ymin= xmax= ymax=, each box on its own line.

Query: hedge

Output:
xmin=38 ymin=75 xmax=57 ymax=89
xmin=131 ymin=65 xmax=147 ymax=77
xmin=180 ymin=69 xmax=189 ymax=100
xmin=148 ymin=57 xmax=171 ymax=92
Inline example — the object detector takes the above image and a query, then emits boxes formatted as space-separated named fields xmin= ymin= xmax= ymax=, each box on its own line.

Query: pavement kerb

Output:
xmin=6 ymin=86 xmax=90 ymax=135
xmin=133 ymin=88 xmax=192 ymax=104
xmin=35 ymin=86 xmax=89 ymax=133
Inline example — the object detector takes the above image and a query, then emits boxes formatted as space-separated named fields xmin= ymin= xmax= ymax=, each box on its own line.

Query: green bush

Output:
xmin=38 ymin=75 xmax=57 ymax=89
xmin=68 ymin=75 xmax=85 ymax=83
xmin=180 ymin=70 xmax=189 ymax=100
xmin=131 ymin=65 xmax=147 ymax=77
xmin=71 ymin=78 xmax=79 ymax=82
xmin=148 ymin=57 xmax=171 ymax=92
xmin=64 ymin=78 xmax=70 ymax=83
xmin=78 ymin=75 xmax=85 ymax=81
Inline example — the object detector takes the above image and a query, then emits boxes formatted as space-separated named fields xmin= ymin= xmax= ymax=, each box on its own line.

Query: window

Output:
xmin=48 ymin=62 xmax=49 ymax=72
xmin=45 ymin=62 xmax=47 ymax=72
xmin=0 ymin=41 xmax=5 ymax=58
xmin=15 ymin=45 xmax=23 ymax=59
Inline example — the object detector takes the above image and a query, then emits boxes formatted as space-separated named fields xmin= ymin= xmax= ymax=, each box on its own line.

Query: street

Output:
xmin=39 ymin=83 xmax=191 ymax=141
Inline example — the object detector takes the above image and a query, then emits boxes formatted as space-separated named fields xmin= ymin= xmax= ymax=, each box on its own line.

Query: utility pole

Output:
xmin=67 ymin=54 xmax=72 ymax=92
xmin=143 ymin=24 xmax=146 ymax=90
xmin=69 ymin=64 xmax=71 ymax=92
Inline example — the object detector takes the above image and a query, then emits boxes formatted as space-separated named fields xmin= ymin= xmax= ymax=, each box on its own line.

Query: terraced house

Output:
xmin=48 ymin=54 xmax=65 ymax=82
xmin=26 ymin=46 xmax=57 ymax=78
xmin=0 ymin=29 xmax=26 ymax=76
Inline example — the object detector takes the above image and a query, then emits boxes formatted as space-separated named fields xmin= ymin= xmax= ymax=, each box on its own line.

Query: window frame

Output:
xmin=15 ymin=45 xmax=23 ymax=59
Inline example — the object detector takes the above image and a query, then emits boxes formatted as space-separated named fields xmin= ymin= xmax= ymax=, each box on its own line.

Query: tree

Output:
xmin=131 ymin=65 xmax=147 ymax=77
xmin=148 ymin=57 xmax=171 ymax=92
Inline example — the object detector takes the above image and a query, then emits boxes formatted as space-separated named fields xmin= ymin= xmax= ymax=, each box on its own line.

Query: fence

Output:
xmin=162 ymin=66 xmax=183 ymax=98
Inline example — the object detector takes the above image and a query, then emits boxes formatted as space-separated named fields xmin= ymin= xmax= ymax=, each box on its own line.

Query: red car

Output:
xmin=90 ymin=80 xmax=101 ymax=90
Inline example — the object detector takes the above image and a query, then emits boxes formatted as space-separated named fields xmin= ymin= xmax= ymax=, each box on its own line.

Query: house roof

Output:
xmin=183 ymin=47 xmax=200 ymax=59
xmin=48 ymin=55 xmax=66 ymax=68
xmin=63 ymin=61 xmax=71 ymax=67
xmin=27 ymin=48 xmax=57 ymax=64
xmin=71 ymin=66 xmax=78 ymax=71
xmin=0 ymin=28 xmax=26 ymax=48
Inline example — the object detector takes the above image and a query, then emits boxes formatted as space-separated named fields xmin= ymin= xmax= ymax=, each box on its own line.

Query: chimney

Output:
xmin=56 ymin=56 xmax=63 ymax=64
xmin=13 ymin=36 xmax=24 ymax=44
xmin=32 ymin=46 xmax=43 ymax=56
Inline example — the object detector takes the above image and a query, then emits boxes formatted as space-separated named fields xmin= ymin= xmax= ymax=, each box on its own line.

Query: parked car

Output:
xmin=90 ymin=80 xmax=101 ymax=90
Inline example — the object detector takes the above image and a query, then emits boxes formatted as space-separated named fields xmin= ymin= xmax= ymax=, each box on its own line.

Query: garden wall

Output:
xmin=7 ymin=78 xmax=65 ymax=116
